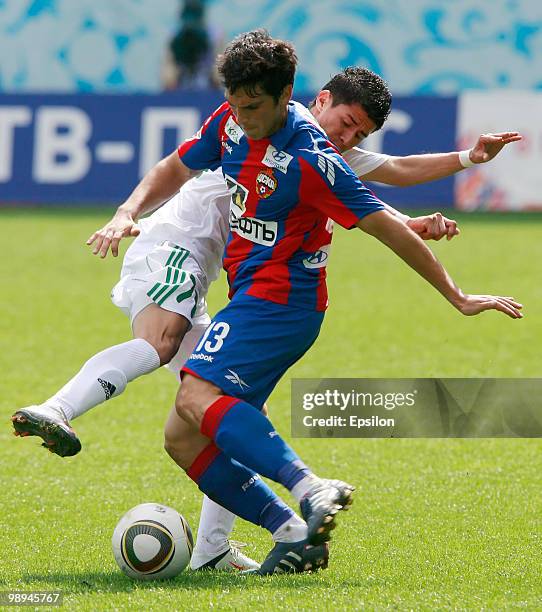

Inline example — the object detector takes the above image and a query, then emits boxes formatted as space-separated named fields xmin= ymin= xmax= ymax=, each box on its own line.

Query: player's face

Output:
xmin=226 ymin=85 xmax=293 ymax=140
xmin=312 ymin=90 xmax=377 ymax=152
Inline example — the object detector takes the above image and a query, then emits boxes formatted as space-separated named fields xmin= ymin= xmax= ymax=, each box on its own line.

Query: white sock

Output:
xmin=192 ymin=495 xmax=236 ymax=557
xmin=290 ymin=475 xmax=323 ymax=503
xmin=272 ymin=513 xmax=308 ymax=543
xmin=46 ymin=339 xmax=160 ymax=421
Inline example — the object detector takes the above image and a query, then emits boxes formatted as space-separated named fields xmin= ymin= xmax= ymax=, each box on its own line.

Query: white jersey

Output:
xmin=137 ymin=169 xmax=231 ymax=285
xmin=344 ymin=146 xmax=391 ymax=177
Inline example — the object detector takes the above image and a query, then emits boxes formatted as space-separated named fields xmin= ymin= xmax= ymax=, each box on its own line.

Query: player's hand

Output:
xmin=455 ymin=294 xmax=523 ymax=319
xmin=406 ymin=213 xmax=459 ymax=241
xmin=86 ymin=208 xmax=140 ymax=258
xmin=468 ymin=132 xmax=522 ymax=164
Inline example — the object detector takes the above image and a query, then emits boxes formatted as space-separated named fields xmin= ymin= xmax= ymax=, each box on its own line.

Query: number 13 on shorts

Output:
xmin=195 ymin=322 xmax=231 ymax=353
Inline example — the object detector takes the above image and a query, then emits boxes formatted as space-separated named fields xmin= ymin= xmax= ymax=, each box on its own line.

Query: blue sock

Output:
xmin=201 ymin=396 xmax=313 ymax=492
xmin=187 ymin=442 xmax=295 ymax=534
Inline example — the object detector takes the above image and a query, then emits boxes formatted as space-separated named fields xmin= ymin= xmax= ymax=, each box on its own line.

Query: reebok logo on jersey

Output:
xmin=98 ymin=378 xmax=116 ymax=400
xmin=229 ymin=211 xmax=278 ymax=246
xmin=225 ymin=116 xmax=244 ymax=144
xmin=225 ymin=369 xmax=250 ymax=390
xmin=256 ymin=167 xmax=277 ymax=199
xmin=222 ymin=140 xmax=233 ymax=155
xmin=262 ymin=144 xmax=293 ymax=174
xmin=317 ymin=155 xmax=336 ymax=185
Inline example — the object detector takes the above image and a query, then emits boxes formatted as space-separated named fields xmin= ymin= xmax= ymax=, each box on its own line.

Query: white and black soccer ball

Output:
xmin=112 ymin=503 xmax=193 ymax=580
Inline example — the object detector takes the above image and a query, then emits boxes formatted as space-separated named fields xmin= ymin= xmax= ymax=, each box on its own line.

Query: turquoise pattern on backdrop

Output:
xmin=0 ymin=0 xmax=541 ymax=93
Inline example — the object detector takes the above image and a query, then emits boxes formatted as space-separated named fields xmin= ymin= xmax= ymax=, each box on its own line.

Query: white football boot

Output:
xmin=191 ymin=541 xmax=260 ymax=572
xmin=12 ymin=403 xmax=81 ymax=457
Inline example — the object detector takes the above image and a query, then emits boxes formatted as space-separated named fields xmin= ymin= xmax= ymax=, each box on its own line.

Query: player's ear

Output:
xmin=279 ymin=84 xmax=293 ymax=105
xmin=314 ymin=90 xmax=332 ymax=112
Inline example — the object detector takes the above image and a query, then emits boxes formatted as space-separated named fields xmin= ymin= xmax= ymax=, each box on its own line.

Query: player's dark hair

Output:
xmin=317 ymin=67 xmax=392 ymax=130
xmin=217 ymin=29 xmax=297 ymax=103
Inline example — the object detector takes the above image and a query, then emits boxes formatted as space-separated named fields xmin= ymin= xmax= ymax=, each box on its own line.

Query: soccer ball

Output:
xmin=112 ymin=503 xmax=193 ymax=580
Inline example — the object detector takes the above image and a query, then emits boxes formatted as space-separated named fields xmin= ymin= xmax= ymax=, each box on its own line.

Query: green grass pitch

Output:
xmin=1 ymin=209 xmax=541 ymax=610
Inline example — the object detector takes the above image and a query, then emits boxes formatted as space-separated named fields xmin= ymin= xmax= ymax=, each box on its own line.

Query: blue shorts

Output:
xmin=182 ymin=293 xmax=325 ymax=408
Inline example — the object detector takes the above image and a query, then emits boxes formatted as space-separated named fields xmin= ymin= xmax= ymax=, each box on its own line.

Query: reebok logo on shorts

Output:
xmin=225 ymin=369 xmax=250 ymax=390
xmin=189 ymin=353 xmax=214 ymax=363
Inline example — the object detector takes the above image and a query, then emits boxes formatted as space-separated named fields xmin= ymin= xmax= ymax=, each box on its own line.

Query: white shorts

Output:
xmin=111 ymin=231 xmax=212 ymax=380
xmin=111 ymin=230 xmax=210 ymax=324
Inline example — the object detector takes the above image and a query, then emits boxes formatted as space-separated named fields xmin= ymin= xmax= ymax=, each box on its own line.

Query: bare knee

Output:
xmin=147 ymin=332 xmax=182 ymax=365
xmin=133 ymin=305 xmax=190 ymax=365
xmin=164 ymin=405 xmax=213 ymax=470
xmin=164 ymin=430 xmax=196 ymax=470
xmin=175 ymin=379 xmax=205 ymax=428
xmin=175 ymin=374 xmax=222 ymax=429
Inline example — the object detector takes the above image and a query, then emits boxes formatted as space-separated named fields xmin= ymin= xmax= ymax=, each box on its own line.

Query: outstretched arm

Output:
xmin=357 ymin=132 xmax=521 ymax=241
xmin=356 ymin=210 xmax=523 ymax=319
xmin=361 ymin=132 xmax=522 ymax=187
xmin=87 ymin=152 xmax=195 ymax=258
xmin=379 ymin=203 xmax=459 ymax=242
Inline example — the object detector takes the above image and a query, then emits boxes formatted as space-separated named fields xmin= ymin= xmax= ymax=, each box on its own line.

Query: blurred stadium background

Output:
xmin=1 ymin=0 xmax=540 ymax=209
xmin=2 ymin=3 xmax=541 ymax=608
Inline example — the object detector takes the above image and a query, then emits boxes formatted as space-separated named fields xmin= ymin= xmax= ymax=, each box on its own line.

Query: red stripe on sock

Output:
xmin=186 ymin=442 xmax=221 ymax=482
xmin=201 ymin=395 xmax=241 ymax=439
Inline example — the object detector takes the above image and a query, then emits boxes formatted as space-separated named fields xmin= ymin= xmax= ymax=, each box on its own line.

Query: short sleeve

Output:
xmin=177 ymin=102 xmax=229 ymax=172
xmin=298 ymin=149 xmax=385 ymax=229
xmin=343 ymin=147 xmax=391 ymax=177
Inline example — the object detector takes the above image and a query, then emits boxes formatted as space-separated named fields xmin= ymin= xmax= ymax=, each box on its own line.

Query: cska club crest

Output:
xmin=256 ymin=167 xmax=278 ymax=199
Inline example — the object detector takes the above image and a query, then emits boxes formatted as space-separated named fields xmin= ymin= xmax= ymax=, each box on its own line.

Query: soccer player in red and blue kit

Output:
xmin=159 ymin=31 xmax=521 ymax=574
xmin=169 ymin=32 xmax=370 ymax=574
xmin=84 ymin=31 xmax=521 ymax=575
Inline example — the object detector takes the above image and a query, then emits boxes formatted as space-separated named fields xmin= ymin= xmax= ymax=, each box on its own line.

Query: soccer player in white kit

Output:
xmin=12 ymin=67 xmax=521 ymax=572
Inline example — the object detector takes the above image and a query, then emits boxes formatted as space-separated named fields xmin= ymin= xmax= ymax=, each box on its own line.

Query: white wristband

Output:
xmin=458 ymin=149 xmax=475 ymax=168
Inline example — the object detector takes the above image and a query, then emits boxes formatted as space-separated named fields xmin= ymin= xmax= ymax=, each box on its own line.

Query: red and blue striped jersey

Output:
xmin=177 ymin=101 xmax=384 ymax=311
